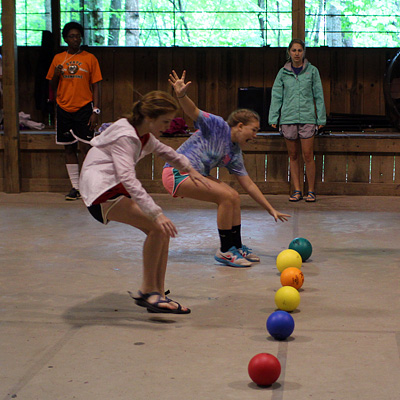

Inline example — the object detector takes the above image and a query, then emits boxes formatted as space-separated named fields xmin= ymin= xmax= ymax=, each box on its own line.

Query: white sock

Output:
xmin=66 ymin=164 xmax=80 ymax=190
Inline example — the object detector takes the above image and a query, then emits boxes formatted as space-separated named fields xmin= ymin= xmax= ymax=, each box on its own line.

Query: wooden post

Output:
xmin=51 ymin=0 xmax=61 ymax=51
xmin=2 ymin=0 xmax=21 ymax=193
xmin=292 ymin=0 xmax=305 ymax=41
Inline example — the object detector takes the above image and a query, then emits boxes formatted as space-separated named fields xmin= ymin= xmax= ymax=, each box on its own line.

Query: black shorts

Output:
xmin=56 ymin=102 xmax=94 ymax=145
xmin=87 ymin=196 xmax=125 ymax=224
xmin=88 ymin=203 xmax=106 ymax=224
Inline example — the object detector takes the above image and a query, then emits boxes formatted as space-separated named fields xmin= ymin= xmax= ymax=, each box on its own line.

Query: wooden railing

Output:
xmin=1 ymin=132 xmax=398 ymax=195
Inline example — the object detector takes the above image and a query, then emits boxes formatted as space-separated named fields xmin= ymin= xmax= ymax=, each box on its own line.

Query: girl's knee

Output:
xmin=148 ymin=226 xmax=169 ymax=242
xmin=231 ymin=190 xmax=240 ymax=205
xmin=219 ymin=188 xmax=240 ymax=206
xmin=302 ymin=152 xmax=314 ymax=163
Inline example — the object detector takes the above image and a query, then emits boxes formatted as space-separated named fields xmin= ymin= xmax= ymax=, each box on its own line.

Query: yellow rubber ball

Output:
xmin=275 ymin=286 xmax=301 ymax=312
xmin=276 ymin=249 xmax=302 ymax=273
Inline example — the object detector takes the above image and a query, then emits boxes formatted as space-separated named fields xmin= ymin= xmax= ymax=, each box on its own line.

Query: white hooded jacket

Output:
xmin=79 ymin=118 xmax=191 ymax=220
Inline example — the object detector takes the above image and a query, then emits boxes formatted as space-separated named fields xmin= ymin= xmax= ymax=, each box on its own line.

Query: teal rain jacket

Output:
xmin=268 ymin=60 xmax=326 ymax=126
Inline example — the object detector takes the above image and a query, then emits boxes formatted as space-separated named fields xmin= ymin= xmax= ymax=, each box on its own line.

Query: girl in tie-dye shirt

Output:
xmin=164 ymin=110 xmax=248 ymax=177
xmin=162 ymin=71 xmax=290 ymax=268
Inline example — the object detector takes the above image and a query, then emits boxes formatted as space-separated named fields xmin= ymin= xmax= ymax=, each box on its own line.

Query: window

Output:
xmin=0 ymin=0 xmax=52 ymax=46
xmin=1 ymin=0 xmax=400 ymax=47
xmin=60 ymin=0 xmax=292 ymax=47
xmin=305 ymin=0 xmax=400 ymax=47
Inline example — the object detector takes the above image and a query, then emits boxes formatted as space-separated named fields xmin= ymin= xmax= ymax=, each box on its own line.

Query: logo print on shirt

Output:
xmin=68 ymin=65 xmax=79 ymax=74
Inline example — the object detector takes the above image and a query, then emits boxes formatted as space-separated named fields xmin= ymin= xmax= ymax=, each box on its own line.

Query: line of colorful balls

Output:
xmin=248 ymin=237 xmax=313 ymax=387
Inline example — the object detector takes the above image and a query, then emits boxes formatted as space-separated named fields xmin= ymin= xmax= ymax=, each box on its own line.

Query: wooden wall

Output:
xmin=139 ymin=134 xmax=400 ymax=196
xmin=18 ymin=46 xmax=398 ymax=126
xmin=0 ymin=132 xmax=399 ymax=195
xmin=2 ymin=46 xmax=399 ymax=195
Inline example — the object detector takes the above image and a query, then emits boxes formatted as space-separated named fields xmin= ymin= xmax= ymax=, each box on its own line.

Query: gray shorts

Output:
xmin=280 ymin=124 xmax=317 ymax=140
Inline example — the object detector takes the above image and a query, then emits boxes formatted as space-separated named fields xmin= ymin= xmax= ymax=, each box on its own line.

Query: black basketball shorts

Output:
xmin=56 ymin=102 xmax=94 ymax=145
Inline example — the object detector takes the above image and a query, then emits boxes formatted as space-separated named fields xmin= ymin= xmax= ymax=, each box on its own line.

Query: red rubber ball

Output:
xmin=248 ymin=353 xmax=281 ymax=386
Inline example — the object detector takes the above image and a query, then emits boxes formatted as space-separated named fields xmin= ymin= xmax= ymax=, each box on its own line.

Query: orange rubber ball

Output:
xmin=280 ymin=267 xmax=304 ymax=290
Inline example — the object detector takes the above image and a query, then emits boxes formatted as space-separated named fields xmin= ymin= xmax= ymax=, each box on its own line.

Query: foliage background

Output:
xmin=0 ymin=0 xmax=399 ymax=47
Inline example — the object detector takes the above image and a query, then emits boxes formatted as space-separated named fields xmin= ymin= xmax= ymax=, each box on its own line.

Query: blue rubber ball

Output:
xmin=289 ymin=237 xmax=312 ymax=261
xmin=266 ymin=311 xmax=295 ymax=340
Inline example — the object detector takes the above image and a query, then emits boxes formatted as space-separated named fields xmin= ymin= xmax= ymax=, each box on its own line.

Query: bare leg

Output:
xmin=285 ymin=138 xmax=302 ymax=192
xmin=64 ymin=143 xmax=79 ymax=164
xmin=174 ymin=174 xmax=253 ymax=266
xmin=141 ymin=228 xmax=170 ymax=295
xmin=301 ymin=137 xmax=316 ymax=193
xmin=104 ymin=197 xmax=188 ymax=311
xmin=176 ymin=175 xmax=241 ymax=229
xmin=65 ymin=142 xmax=91 ymax=165
xmin=79 ymin=141 xmax=92 ymax=157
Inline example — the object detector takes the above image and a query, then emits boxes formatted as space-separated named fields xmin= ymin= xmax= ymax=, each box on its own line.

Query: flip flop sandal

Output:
xmin=128 ymin=291 xmax=191 ymax=314
xmin=289 ymin=190 xmax=303 ymax=202
xmin=305 ymin=191 xmax=316 ymax=202
xmin=129 ymin=290 xmax=170 ymax=308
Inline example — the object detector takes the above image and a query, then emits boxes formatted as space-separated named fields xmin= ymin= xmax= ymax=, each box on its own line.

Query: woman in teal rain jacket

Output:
xmin=269 ymin=39 xmax=326 ymax=202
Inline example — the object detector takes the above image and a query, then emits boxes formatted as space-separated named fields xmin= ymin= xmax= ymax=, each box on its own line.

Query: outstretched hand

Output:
xmin=270 ymin=209 xmax=291 ymax=222
xmin=154 ymin=214 xmax=178 ymax=238
xmin=169 ymin=70 xmax=192 ymax=98
xmin=187 ymin=168 xmax=212 ymax=190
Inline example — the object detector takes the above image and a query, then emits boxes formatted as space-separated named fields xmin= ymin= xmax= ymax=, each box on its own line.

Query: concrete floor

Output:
xmin=1 ymin=192 xmax=399 ymax=400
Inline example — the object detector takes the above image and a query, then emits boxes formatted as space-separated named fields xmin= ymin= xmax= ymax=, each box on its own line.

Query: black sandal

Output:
xmin=305 ymin=191 xmax=316 ymax=202
xmin=289 ymin=190 xmax=303 ymax=202
xmin=128 ymin=291 xmax=191 ymax=314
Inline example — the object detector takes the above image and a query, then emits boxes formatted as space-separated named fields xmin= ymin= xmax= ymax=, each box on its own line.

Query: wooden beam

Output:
xmin=51 ymin=0 xmax=61 ymax=51
xmin=292 ymin=0 xmax=305 ymax=41
xmin=1 ymin=0 xmax=21 ymax=193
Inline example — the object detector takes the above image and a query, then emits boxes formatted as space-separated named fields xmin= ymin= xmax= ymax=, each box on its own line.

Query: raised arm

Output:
xmin=168 ymin=70 xmax=200 ymax=122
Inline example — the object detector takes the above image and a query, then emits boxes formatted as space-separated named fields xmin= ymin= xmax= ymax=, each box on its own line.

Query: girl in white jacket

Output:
xmin=80 ymin=91 xmax=210 ymax=314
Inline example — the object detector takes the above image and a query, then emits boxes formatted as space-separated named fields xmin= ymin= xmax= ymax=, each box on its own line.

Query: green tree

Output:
xmin=109 ymin=0 xmax=122 ymax=45
xmin=126 ymin=0 xmax=139 ymax=45
xmin=3 ymin=0 xmax=400 ymax=47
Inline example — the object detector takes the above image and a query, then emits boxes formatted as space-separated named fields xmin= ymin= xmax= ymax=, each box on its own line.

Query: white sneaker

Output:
xmin=214 ymin=246 xmax=252 ymax=267
xmin=238 ymin=245 xmax=260 ymax=262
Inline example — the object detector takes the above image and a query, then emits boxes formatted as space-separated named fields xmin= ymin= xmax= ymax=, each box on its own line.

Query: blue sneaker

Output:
xmin=214 ymin=246 xmax=252 ymax=267
xmin=238 ymin=245 xmax=260 ymax=262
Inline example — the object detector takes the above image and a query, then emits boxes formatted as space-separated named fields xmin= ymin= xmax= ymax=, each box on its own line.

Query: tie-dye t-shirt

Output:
xmin=164 ymin=111 xmax=248 ymax=176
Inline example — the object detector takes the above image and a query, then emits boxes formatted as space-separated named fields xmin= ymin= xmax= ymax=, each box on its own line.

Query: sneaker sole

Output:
xmin=245 ymin=257 xmax=260 ymax=262
xmin=214 ymin=256 xmax=252 ymax=268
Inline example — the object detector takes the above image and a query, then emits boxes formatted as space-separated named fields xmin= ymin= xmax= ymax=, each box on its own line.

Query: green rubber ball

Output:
xmin=289 ymin=237 xmax=312 ymax=261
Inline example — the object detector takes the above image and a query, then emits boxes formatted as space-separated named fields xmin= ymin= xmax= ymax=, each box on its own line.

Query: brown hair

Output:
xmin=126 ymin=91 xmax=179 ymax=127
xmin=226 ymin=109 xmax=260 ymax=128
xmin=286 ymin=38 xmax=306 ymax=61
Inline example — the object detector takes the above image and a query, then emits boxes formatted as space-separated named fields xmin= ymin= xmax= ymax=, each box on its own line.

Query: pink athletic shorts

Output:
xmin=162 ymin=167 xmax=190 ymax=197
